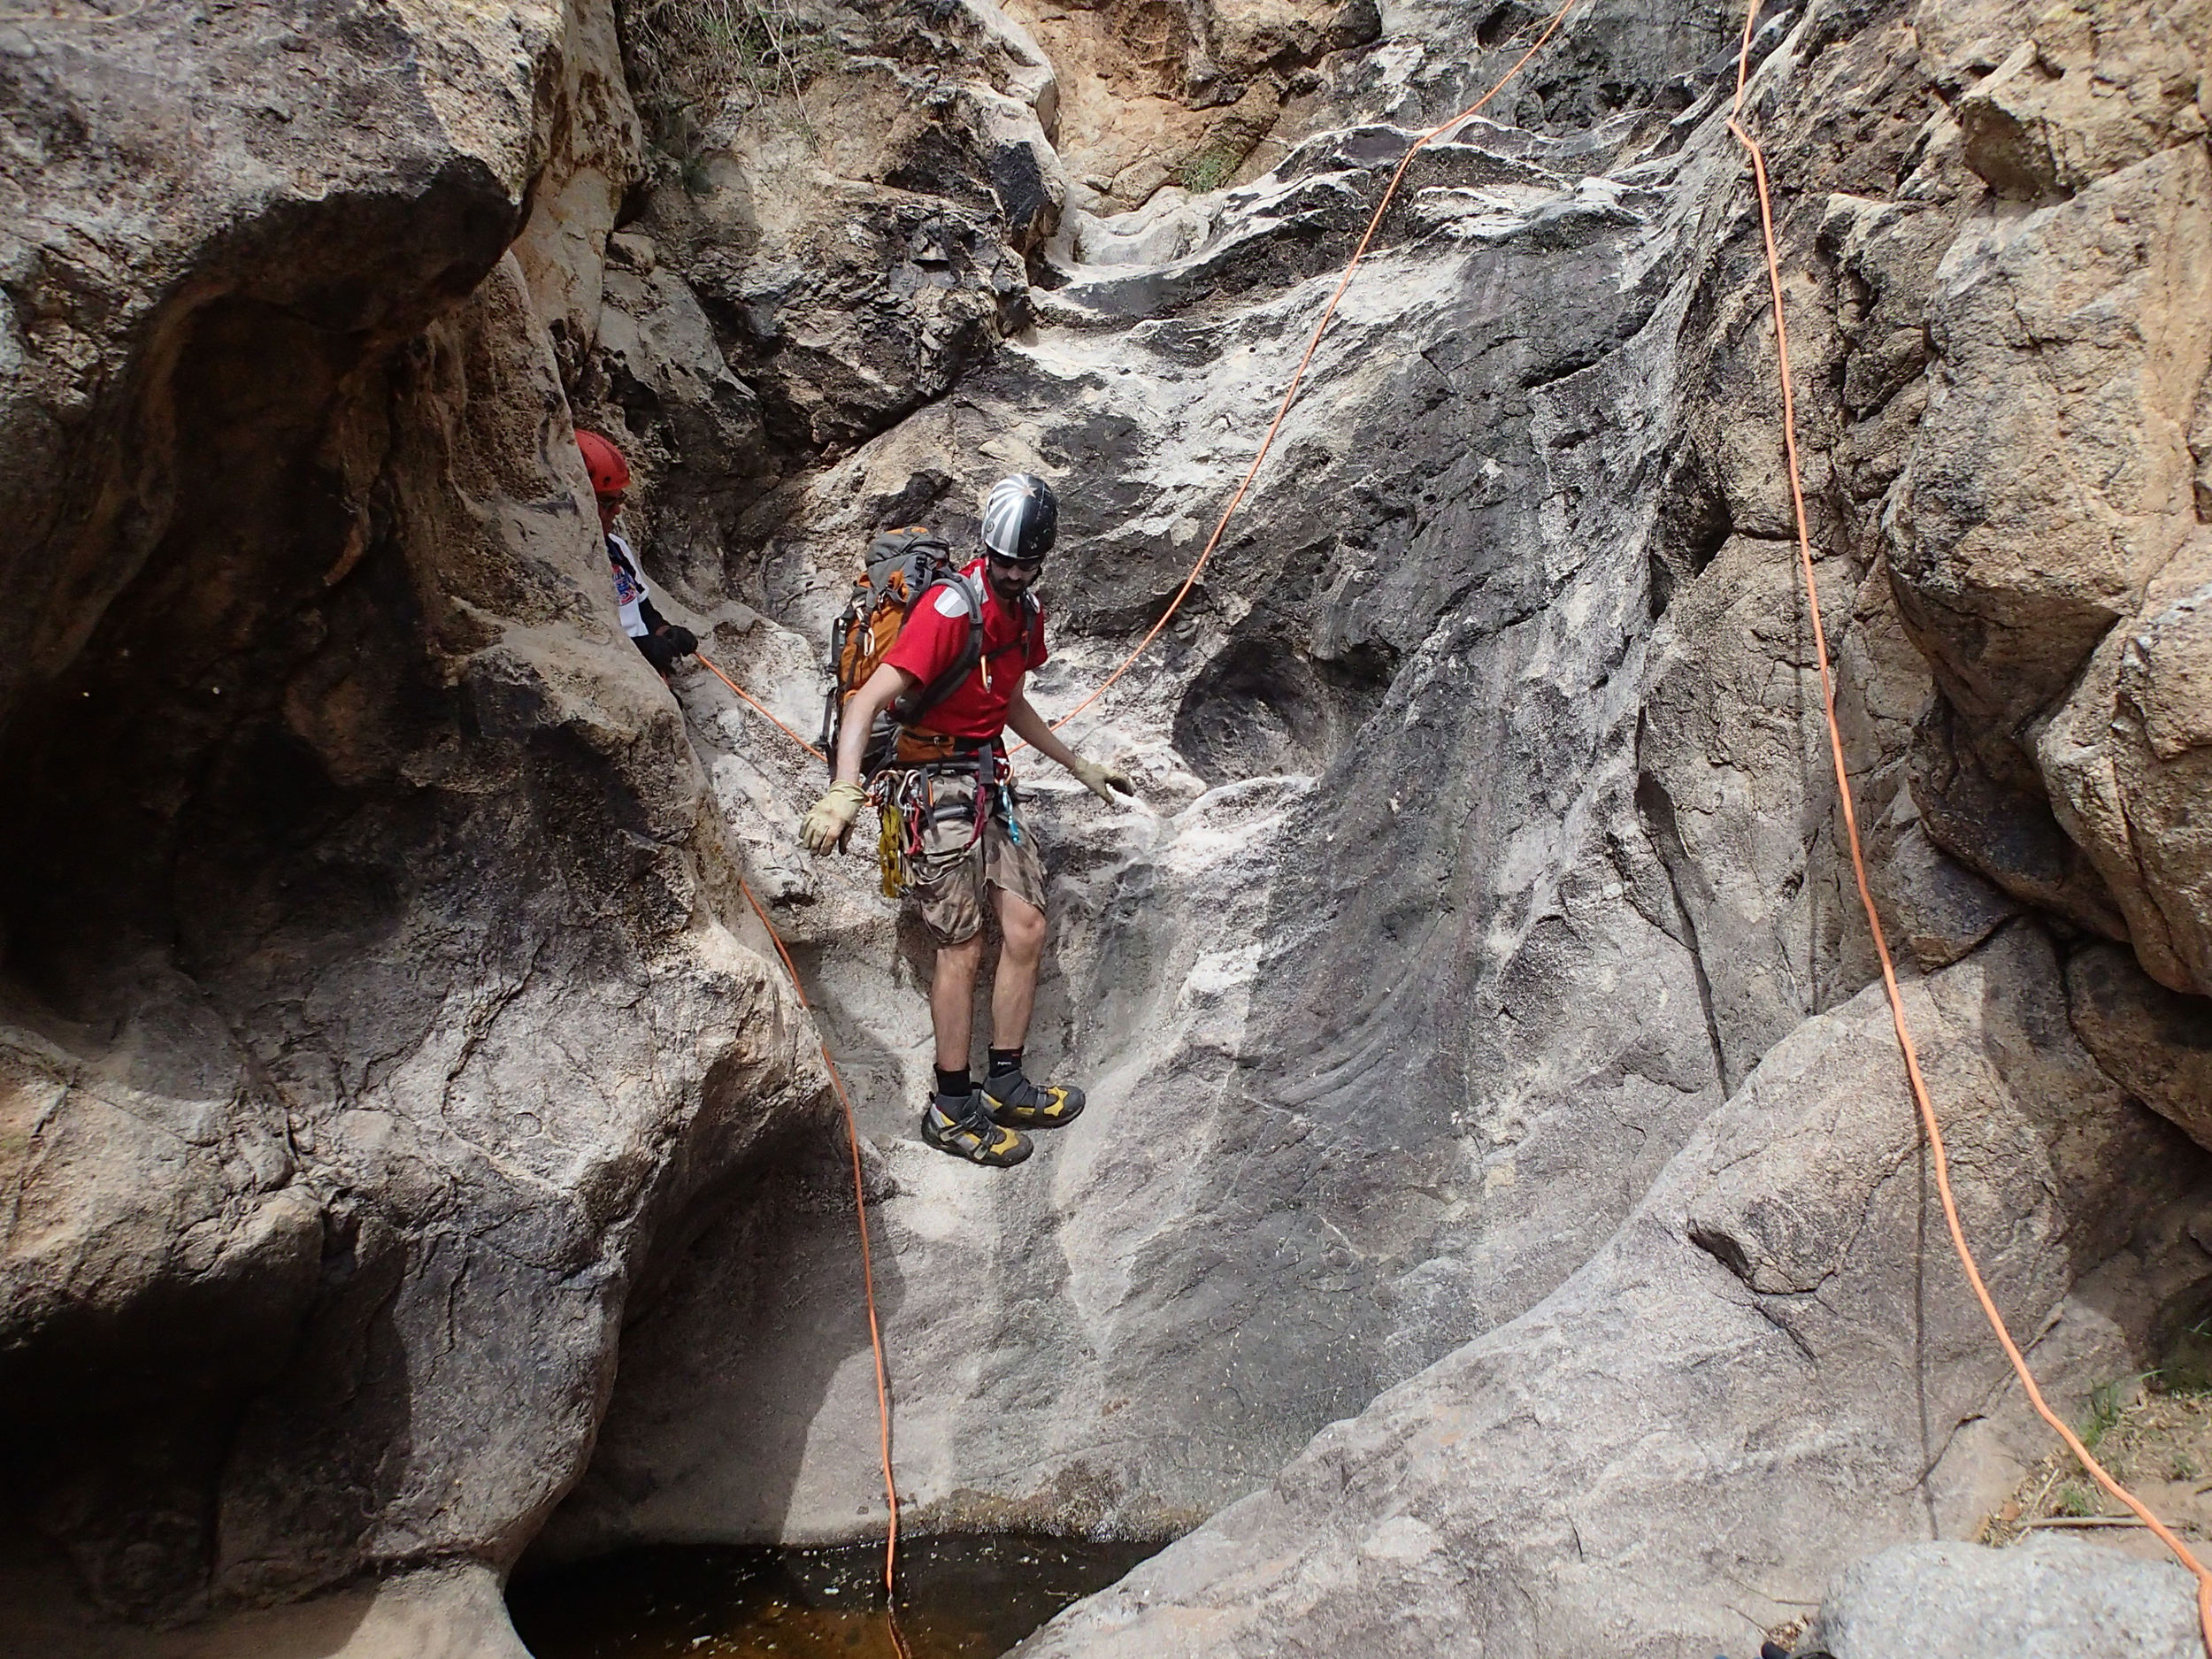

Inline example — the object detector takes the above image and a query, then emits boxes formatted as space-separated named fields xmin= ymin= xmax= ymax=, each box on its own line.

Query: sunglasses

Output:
xmin=987 ymin=551 xmax=1045 ymax=571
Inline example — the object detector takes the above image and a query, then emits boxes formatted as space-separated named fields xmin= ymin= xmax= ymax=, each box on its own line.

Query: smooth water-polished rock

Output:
xmin=1013 ymin=926 xmax=2209 ymax=1658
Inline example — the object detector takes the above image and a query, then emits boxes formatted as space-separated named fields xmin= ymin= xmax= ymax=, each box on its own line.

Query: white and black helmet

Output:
xmin=981 ymin=472 xmax=1057 ymax=564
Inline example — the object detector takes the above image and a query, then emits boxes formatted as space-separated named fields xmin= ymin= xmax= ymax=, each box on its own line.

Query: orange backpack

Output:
xmin=822 ymin=527 xmax=984 ymax=774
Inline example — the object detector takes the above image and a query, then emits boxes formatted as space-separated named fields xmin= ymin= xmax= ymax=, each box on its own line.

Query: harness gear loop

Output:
xmin=865 ymin=738 xmax=1011 ymax=897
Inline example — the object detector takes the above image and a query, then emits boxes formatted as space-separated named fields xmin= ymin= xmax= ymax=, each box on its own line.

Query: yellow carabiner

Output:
xmin=877 ymin=803 xmax=903 ymax=899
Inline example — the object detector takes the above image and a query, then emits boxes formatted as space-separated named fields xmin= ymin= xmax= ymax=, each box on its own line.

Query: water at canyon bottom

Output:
xmin=508 ymin=1534 xmax=1164 ymax=1659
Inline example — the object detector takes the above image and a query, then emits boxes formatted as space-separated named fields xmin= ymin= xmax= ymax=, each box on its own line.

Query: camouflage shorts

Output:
xmin=904 ymin=774 xmax=1047 ymax=947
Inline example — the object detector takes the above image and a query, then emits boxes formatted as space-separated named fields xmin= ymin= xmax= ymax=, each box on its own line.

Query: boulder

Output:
xmin=2042 ymin=533 xmax=2212 ymax=995
xmin=1886 ymin=143 xmax=2212 ymax=756
xmin=0 ymin=2 xmax=818 ymax=1640
xmin=1015 ymin=926 xmax=2211 ymax=1659
xmin=1955 ymin=4 xmax=2211 ymax=204
xmin=1804 ymin=1536 xmax=2202 ymax=1659
xmin=2068 ymin=940 xmax=2212 ymax=1152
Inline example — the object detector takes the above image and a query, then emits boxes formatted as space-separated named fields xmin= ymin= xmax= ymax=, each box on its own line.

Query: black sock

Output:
xmin=934 ymin=1065 xmax=972 ymax=1100
xmin=987 ymin=1048 xmax=1023 ymax=1079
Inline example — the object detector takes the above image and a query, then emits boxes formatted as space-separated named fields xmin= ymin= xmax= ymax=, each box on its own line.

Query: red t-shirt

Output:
xmin=879 ymin=559 xmax=1046 ymax=739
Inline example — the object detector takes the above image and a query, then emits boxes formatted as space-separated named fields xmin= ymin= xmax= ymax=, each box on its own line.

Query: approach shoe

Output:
xmin=983 ymin=1071 xmax=1087 ymax=1130
xmin=920 ymin=1090 xmax=1033 ymax=1167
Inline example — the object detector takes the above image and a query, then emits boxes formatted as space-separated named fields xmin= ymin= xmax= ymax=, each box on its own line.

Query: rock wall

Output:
xmin=4 ymin=0 xmax=2211 ymax=1655
xmin=1 ymin=4 xmax=823 ymax=1650
xmin=536 ymin=0 xmax=2212 ymax=1647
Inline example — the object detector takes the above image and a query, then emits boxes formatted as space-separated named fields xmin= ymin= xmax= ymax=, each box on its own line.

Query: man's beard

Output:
xmin=987 ymin=568 xmax=1036 ymax=607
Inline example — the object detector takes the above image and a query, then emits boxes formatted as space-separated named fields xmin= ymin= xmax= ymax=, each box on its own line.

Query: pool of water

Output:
xmin=507 ymin=1534 xmax=1162 ymax=1659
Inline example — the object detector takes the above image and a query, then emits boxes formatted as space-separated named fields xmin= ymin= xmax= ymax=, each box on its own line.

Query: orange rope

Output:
xmin=737 ymin=875 xmax=902 ymax=1602
xmin=1024 ymin=0 xmax=1578 ymax=746
xmin=694 ymin=7 xmax=1577 ymax=764
xmin=697 ymin=649 xmax=828 ymax=762
xmin=1727 ymin=5 xmax=2212 ymax=1647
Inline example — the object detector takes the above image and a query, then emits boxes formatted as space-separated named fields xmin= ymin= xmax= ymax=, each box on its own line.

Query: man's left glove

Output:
xmin=1066 ymin=755 xmax=1136 ymax=803
xmin=655 ymin=623 xmax=698 ymax=658
xmin=801 ymin=780 xmax=869 ymax=854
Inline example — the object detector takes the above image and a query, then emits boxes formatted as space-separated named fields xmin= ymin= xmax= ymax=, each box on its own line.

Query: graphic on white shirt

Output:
xmin=608 ymin=533 xmax=650 ymax=638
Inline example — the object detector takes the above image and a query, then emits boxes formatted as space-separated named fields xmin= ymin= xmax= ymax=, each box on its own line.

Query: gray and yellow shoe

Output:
xmin=983 ymin=1071 xmax=1087 ymax=1131
xmin=920 ymin=1090 xmax=1033 ymax=1166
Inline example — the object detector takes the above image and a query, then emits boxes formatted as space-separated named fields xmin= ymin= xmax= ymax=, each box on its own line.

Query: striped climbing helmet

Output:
xmin=981 ymin=473 xmax=1057 ymax=564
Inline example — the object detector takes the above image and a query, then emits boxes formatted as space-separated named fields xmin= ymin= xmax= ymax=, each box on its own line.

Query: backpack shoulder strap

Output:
xmin=893 ymin=572 xmax=986 ymax=725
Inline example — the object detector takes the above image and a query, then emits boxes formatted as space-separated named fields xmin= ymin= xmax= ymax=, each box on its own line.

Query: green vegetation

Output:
xmin=2080 ymin=1377 xmax=2136 ymax=1451
xmin=1178 ymin=143 xmax=1242 ymax=195
xmin=2052 ymin=1481 xmax=2097 ymax=1517
xmin=618 ymin=0 xmax=835 ymax=184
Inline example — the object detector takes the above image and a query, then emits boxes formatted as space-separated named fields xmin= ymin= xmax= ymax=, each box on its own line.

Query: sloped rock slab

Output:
xmin=1013 ymin=926 xmax=2211 ymax=1658
xmin=1804 ymin=1537 xmax=2201 ymax=1659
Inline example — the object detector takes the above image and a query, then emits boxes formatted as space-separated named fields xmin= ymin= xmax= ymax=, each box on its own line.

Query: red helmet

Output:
xmin=575 ymin=428 xmax=630 ymax=496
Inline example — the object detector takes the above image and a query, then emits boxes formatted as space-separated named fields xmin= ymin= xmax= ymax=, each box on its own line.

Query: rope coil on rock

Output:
xmin=1727 ymin=5 xmax=2212 ymax=1651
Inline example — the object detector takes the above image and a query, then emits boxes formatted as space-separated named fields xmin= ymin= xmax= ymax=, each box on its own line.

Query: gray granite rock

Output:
xmin=9 ymin=1 xmax=2212 ymax=1655
xmin=2070 ymin=940 xmax=2212 ymax=1153
xmin=1011 ymin=926 xmax=2209 ymax=1659
xmin=539 ymin=0 xmax=2212 ymax=1605
xmin=1806 ymin=1536 xmax=2202 ymax=1659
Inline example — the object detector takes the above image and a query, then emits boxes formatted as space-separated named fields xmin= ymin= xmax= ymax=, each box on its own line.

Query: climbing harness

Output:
xmin=865 ymin=739 xmax=1019 ymax=899
xmin=1727 ymin=5 xmax=2212 ymax=1651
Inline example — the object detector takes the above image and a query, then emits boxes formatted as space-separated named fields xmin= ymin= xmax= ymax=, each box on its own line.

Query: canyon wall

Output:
xmin=3 ymin=1 xmax=2209 ymax=1655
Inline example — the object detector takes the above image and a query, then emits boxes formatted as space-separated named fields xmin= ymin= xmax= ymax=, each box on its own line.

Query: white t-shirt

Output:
xmin=607 ymin=532 xmax=651 ymax=639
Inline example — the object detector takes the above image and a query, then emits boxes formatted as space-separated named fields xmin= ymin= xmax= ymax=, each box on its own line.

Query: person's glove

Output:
xmin=801 ymin=780 xmax=869 ymax=854
xmin=656 ymin=623 xmax=698 ymax=658
xmin=635 ymin=631 xmax=681 ymax=675
xmin=1066 ymin=755 xmax=1135 ymax=803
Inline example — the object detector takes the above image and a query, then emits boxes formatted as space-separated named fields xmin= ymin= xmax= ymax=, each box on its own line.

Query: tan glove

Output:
xmin=1066 ymin=755 xmax=1136 ymax=803
xmin=801 ymin=780 xmax=869 ymax=854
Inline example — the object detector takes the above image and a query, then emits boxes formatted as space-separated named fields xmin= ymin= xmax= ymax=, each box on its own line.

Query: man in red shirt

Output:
xmin=801 ymin=475 xmax=1133 ymax=1166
